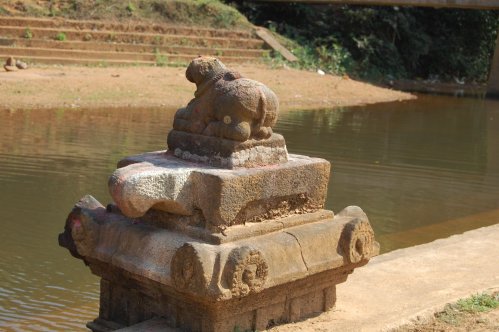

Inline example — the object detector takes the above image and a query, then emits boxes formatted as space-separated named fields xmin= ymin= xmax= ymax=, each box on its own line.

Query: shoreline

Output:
xmin=0 ymin=64 xmax=414 ymax=112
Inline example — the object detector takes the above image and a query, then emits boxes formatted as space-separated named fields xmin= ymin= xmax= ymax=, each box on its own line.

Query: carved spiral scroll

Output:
xmin=340 ymin=218 xmax=375 ymax=263
xmin=224 ymin=247 xmax=268 ymax=297
xmin=171 ymin=244 xmax=205 ymax=292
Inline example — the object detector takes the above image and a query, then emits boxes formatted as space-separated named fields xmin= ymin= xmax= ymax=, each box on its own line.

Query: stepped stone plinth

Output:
xmin=58 ymin=56 xmax=379 ymax=332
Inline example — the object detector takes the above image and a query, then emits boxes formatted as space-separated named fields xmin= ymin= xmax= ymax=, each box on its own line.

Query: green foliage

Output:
xmin=126 ymin=2 xmax=135 ymax=14
xmin=262 ymin=37 xmax=354 ymax=75
xmin=153 ymin=35 xmax=164 ymax=45
xmin=10 ymin=0 xmax=252 ymax=31
xmin=436 ymin=293 xmax=499 ymax=326
xmin=436 ymin=304 xmax=462 ymax=326
xmin=295 ymin=44 xmax=354 ymax=75
xmin=166 ymin=60 xmax=189 ymax=68
xmin=146 ymin=0 xmax=251 ymax=30
xmin=154 ymin=49 xmax=168 ymax=66
xmin=227 ymin=2 xmax=499 ymax=82
xmin=456 ymin=293 xmax=499 ymax=313
xmin=24 ymin=27 xmax=33 ymax=39
xmin=55 ymin=32 xmax=67 ymax=41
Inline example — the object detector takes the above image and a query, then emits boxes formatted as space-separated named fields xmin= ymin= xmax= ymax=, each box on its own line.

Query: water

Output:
xmin=1 ymin=95 xmax=498 ymax=330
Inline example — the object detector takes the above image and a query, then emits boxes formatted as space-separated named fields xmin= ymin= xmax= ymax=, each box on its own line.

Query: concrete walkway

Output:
xmin=273 ymin=223 xmax=499 ymax=331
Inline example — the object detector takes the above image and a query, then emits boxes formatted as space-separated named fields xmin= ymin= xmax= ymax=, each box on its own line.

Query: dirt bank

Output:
xmin=0 ymin=64 xmax=414 ymax=111
xmin=397 ymin=294 xmax=499 ymax=332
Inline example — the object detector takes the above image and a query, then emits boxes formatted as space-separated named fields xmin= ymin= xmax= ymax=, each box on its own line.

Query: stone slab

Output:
xmin=109 ymin=152 xmax=330 ymax=230
xmin=167 ymin=130 xmax=288 ymax=169
xmin=255 ymin=28 xmax=298 ymax=62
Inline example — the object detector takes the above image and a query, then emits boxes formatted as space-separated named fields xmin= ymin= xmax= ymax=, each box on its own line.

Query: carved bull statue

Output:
xmin=173 ymin=56 xmax=279 ymax=141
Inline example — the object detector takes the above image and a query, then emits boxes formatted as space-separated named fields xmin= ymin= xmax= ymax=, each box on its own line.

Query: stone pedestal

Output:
xmin=58 ymin=56 xmax=378 ymax=332
xmin=59 ymin=152 xmax=378 ymax=332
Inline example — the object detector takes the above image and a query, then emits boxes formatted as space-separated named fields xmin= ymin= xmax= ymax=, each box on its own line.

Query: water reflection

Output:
xmin=276 ymin=95 xmax=499 ymax=252
xmin=0 ymin=107 xmax=175 ymax=331
xmin=0 ymin=96 xmax=498 ymax=330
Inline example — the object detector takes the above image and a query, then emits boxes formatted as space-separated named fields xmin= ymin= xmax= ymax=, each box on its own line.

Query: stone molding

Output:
xmin=59 ymin=195 xmax=379 ymax=302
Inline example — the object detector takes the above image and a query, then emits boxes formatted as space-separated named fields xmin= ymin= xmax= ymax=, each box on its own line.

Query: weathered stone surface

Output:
xmin=15 ymin=59 xmax=28 ymax=70
xmin=167 ymin=56 xmax=287 ymax=169
xmin=59 ymin=196 xmax=378 ymax=331
xmin=4 ymin=56 xmax=17 ymax=72
xmin=167 ymin=130 xmax=288 ymax=168
xmin=172 ymin=56 xmax=279 ymax=142
xmin=59 ymin=196 xmax=378 ymax=299
xmin=109 ymin=152 xmax=330 ymax=229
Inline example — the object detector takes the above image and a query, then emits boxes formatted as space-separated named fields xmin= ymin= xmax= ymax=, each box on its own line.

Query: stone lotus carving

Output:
xmin=339 ymin=207 xmax=376 ymax=264
xmin=173 ymin=56 xmax=279 ymax=142
xmin=224 ymin=247 xmax=268 ymax=297
xmin=171 ymin=243 xmax=206 ymax=292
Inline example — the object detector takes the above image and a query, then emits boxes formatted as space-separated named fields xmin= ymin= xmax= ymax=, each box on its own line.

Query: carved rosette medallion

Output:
xmin=224 ymin=247 xmax=268 ymax=297
xmin=171 ymin=244 xmax=205 ymax=292
xmin=340 ymin=218 xmax=375 ymax=263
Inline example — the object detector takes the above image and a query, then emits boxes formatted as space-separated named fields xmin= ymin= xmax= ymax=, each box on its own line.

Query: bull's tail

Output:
xmin=251 ymin=86 xmax=272 ymax=139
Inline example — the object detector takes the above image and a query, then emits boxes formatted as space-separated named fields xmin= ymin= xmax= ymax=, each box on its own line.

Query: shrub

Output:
xmin=55 ymin=32 xmax=67 ymax=41
xmin=227 ymin=2 xmax=499 ymax=82
xmin=24 ymin=28 xmax=33 ymax=39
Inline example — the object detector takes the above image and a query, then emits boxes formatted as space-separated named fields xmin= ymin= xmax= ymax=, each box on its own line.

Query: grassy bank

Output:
xmin=397 ymin=292 xmax=499 ymax=331
xmin=0 ymin=0 xmax=252 ymax=30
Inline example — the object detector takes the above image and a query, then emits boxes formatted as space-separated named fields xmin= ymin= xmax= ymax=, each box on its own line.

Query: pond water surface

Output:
xmin=1 ymin=94 xmax=499 ymax=331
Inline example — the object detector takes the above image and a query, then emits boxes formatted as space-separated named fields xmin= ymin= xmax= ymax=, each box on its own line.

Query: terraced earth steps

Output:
xmin=0 ymin=16 xmax=254 ymax=39
xmin=0 ymin=46 xmax=260 ymax=63
xmin=0 ymin=38 xmax=267 ymax=57
xmin=0 ymin=26 xmax=265 ymax=48
xmin=0 ymin=16 xmax=269 ymax=66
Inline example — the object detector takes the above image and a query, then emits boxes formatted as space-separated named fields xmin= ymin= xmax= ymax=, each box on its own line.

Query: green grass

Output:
xmin=153 ymin=35 xmax=164 ymax=45
xmin=456 ymin=293 xmax=499 ymax=313
xmin=24 ymin=27 xmax=33 ymax=39
xmin=260 ymin=28 xmax=354 ymax=75
xmin=126 ymin=2 xmax=136 ymax=14
xmin=0 ymin=0 xmax=253 ymax=31
xmin=166 ymin=60 xmax=188 ymax=68
xmin=55 ymin=32 xmax=67 ymax=41
xmin=436 ymin=293 xmax=499 ymax=326
xmin=155 ymin=52 xmax=168 ymax=67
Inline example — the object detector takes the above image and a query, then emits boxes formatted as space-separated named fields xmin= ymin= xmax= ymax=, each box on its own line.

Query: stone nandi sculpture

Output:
xmin=173 ymin=56 xmax=278 ymax=141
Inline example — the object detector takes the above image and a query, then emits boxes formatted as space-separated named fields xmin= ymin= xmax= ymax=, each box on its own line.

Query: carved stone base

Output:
xmin=167 ymin=130 xmax=288 ymax=169
xmin=59 ymin=195 xmax=378 ymax=332
xmin=87 ymin=266 xmax=361 ymax=332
